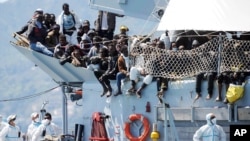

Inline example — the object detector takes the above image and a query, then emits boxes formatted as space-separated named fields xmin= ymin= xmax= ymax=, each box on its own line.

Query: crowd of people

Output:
xmin=0 ymin=112 xmax=61 ymax=141
xmin=15 ymin=3 xmax=250 ymax=102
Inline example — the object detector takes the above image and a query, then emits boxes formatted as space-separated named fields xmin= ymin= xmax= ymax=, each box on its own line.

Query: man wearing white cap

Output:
xmin=193 ymin=113 xmax=226 ymax=141
xmin=26 ymin=112 xmax=41 ymax=141
xmin=0 ymin=114 xmax=22 ymax=141
xmin=0 ymin=115 xmax=7 ymax=132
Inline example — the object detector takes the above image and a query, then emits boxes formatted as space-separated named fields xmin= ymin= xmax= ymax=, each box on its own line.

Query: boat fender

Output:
xmin=150 ymin=123 xmax=159 ymax=141
xmin=124 ymin=114 xmax=150 ymax=141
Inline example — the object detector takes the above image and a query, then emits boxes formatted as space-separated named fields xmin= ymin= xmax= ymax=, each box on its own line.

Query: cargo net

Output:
xmin=130 ymin=37 xmax=250 ymax=79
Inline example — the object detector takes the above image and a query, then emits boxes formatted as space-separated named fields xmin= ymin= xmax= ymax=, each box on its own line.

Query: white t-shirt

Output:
xmin=63 ymin=14 xmax=75 ymax=30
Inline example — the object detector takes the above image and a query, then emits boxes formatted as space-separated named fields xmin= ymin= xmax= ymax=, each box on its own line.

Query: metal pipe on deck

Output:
xmin=61 ymin=84 xmax=68 ymax=134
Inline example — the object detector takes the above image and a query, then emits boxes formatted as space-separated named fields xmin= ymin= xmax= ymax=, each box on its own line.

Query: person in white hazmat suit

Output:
xmin=193 ymin=113 xmax=226 ymax=141
xmin=0 ymin=115 xmax=7 ymax=132
xmin=26 ymin=112 xmax=41 ymax=141
xmin=32 ymin=112 xmax=61 ymax=141
xmin=0 ymin=115 xmax=22 ymax=141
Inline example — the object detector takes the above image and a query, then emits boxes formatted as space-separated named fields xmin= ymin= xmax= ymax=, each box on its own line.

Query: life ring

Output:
xmin=124 ymin=114 xmax=150 ymax=141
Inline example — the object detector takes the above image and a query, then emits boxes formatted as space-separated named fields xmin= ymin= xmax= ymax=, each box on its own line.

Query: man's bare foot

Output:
xmin=193 ymin=93 xmax=201 ymax=103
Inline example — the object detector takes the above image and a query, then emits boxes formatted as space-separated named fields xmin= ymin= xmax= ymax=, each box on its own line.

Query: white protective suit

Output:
xmin=26 ymin=121 xmax=41 ymax=141
xmin=0 ymin=122 xmax=7 ymax=132
xmin=193 ymin=113 xmax=226 ymax=141
xmin=0 ymin=115 xmax=7 ymax=132
xmin=26 ymin=112 xmax=41 ymax=141
xmin=0 ymin=124 xmax=22 ymax=141
xmin=31 ymin=119 xmax=61 ymax=141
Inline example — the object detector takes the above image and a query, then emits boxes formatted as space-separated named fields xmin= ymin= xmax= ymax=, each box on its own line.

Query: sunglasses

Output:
xmin=44 ymin=117 xmax=51 ymax=120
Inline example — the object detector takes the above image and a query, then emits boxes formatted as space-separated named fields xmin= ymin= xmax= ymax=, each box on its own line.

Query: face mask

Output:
xmin=34 ymin=118 xmax=40 ymax=123
xmin=42 ymin=119 xmax=50 ymax=126
xmin=211 ymin=118 xmax=217 ymax=125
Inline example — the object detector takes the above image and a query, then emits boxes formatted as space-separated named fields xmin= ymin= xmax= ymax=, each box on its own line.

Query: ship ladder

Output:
xmin=89 ymin=112 xmax=110 ymax=141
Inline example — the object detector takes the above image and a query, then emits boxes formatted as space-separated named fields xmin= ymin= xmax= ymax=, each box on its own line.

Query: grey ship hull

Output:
xmin=12 ymin=44 xmax=250 ymax=141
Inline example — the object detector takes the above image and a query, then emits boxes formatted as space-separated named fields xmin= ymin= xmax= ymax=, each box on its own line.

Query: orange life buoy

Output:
xmin=124 ymin=114 xmax=150 ymax=141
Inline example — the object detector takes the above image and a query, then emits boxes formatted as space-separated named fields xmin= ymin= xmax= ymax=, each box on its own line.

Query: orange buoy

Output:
xmin=124 ymin=114 xmax=150 ymax=141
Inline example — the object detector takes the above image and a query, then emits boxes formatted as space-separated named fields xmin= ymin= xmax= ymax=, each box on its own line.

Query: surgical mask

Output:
xmin=211 ymin=118 xmax=217 ymax=125
xmin=42 ymin=119 xmax=50 ymax=126
xmin=34 ymin=118 xmax=40 ymax=123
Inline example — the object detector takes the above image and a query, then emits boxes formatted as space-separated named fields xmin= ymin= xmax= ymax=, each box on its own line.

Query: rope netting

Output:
xmin=130 ymin=37 xmax=250 ymax=79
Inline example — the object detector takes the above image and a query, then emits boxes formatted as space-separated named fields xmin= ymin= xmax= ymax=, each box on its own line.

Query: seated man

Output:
xmin=217 ymin=72 xmax=231 ymax=102
xmin=127 ymin=66 xmax=153 ymax=98
xmin=54 ymin=34 xmax=70 ymax=59
xmin=194 ymin=49 xmax=218 ymax=101
xmin=99 ymin=45 xmax=119 ymax=97
xmin=221 ymin=71 xmax=249 ymax=103
xmin=91 ymin=48 xmax=111 ymax=96
xmin=194 ymin=72 xmax=217 ymax=101
xmin=114 ymin=46 xmax=129 ymax=96
xmin=16 ymin=8 xmax=43 ymax=35
xmin=45 ymin=24 xmax=61 ymax=52
xmin=26 ymin=13 xmax=53 ymax=57
xmin=156 ymin=77 xmax=169 ymax=98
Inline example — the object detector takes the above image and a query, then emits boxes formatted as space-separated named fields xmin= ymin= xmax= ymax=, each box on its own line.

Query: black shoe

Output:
xmin=100 ymin=90 xmax=108 ymax=97
xmin=114 ymin=91 xmax=122 ymax=96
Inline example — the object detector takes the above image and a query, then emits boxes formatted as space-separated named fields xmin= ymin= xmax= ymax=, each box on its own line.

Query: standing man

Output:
xmin=26 ymin=112 xmax=41 ymax=141
xmin=95 ymin=10 xmax=124 ymax=40
xmin=57 ymin=3 xmax=81 ymax=45
xmin=193 ymin=113 xmax=226 ymax=141
xmin=159 ymin=30 xmax=171 ymax=50
xmin=0 ymin=115 xmax=22 ymax=141
xmin=32 ymin=112 xmax=61 ymax=141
